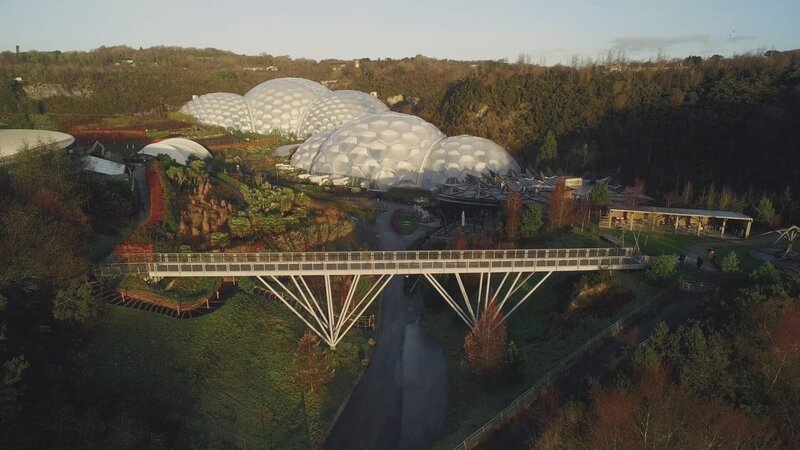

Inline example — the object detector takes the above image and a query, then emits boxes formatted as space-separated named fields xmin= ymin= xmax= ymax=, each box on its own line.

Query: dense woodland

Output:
xmin=0 ymin=147 xmax=161 ymax=446
xmin=532 ymin=266 xmax=800 ymax=449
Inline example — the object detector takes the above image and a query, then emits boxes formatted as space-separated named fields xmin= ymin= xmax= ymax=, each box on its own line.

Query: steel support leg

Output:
xmin=257 ymin=274 xmax=393 ymax=350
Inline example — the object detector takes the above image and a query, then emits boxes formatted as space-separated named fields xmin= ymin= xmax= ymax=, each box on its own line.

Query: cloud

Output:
xmin=610 ymin=35 xmax=712 ymax=52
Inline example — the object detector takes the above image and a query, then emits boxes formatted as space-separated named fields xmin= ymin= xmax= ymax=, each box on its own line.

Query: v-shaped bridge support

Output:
xmin=422 ymin=271 xmax=555 ymax=328
xmin=256 ymin=274 xmax=393 ymax=349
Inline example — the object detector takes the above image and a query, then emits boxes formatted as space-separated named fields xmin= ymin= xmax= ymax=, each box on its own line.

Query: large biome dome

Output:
xmin=420 ymin=135 xmax=521 ymax=189
xmin=298 ymin=90 xmax=389 ymax=137
xmin=244 ymin=78 xmax=330 ymax=136
xmin=180 ymin=77 xmax=389 ymax=138
xmin=179 ymin=93 xmax=254 ymax=132
xmin=305 ymin=112 xmax=445 ymax=189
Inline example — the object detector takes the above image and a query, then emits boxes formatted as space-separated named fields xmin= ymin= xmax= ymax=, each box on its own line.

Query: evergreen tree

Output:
xmin=721 ymin=251 xmax=741 ymax=273
xmin=536 ymin=130 xmax=558 ymax=168
xmin=521 ymin=204 xmax=543 ymax=239
xmin=755 ymin=196 xmax=776 ymax=225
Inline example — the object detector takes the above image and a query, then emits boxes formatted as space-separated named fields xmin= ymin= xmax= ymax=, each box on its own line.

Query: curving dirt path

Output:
xmin=324 ymin=201 xmax=448 ymax=450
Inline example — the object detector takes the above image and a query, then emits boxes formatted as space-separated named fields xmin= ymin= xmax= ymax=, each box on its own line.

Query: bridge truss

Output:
xmin=96 ymin=248 xmax=642 ymax=349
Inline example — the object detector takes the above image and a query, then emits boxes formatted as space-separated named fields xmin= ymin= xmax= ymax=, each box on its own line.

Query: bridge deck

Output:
xmin=96 ymin=247 xmax=643 ymax=277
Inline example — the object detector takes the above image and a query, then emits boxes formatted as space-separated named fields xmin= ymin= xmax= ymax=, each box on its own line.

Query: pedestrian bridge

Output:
xmin=96 ymin=247 xmax=644 ymax=348
xmin=96 ymin=247 xmax=642 ymax=277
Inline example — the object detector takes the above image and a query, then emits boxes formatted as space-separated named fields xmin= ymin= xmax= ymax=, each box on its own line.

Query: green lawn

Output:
xmin=81 ymin=280 xmax=371 ymax=448
xmin=607 ymin=230 xmax=712 ymax=255
xmin=426 ymin=272 xmax=662 ymax=449
xmin=712 ymin=244 xmax=764 ymax=273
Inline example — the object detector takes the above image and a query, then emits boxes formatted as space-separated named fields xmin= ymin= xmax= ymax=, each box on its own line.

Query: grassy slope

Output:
xmin=426 ymin=272 xmax=660 ymax=448
xmin=81 ymin=281 xmax=370 ymax=449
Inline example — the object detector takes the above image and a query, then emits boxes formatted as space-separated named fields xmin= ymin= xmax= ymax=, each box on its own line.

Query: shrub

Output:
xmin=390 ymin=208 xmax=417 ymax=235
xmin=751 ymin=262 xmax=782 ymax=289
xmin=53 ymin=280 xmax=102 ymax=327
xmin=721 ymin=251 xmax=741 ymax=273
xmin=648 ymin=255 xmax=677 ymax=282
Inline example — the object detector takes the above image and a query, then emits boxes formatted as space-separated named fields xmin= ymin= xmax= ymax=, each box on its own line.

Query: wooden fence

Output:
xmin=680 ymin=280 xmax=719 ymax=293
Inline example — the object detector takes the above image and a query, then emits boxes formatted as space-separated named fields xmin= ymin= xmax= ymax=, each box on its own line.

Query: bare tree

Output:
xmin=464 ymin=301 xmax=507 ymax=379
xmin=293 ymin=329 xmax=335 ymax=393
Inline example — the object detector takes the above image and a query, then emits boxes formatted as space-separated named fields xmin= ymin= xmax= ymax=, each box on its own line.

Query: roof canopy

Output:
xmin=82 ymin=155 xmax=127 ymax=176
xmin=610 ymin=205 xmax=752 ymax=221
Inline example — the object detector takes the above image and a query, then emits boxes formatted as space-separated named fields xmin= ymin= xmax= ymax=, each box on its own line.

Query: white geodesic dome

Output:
xmin=299 ymin=90 xmax=389 ymax=137
xmin=179 ymin=93 xmax=254 ymax=132
xmin=309 ymin=112 xmax=445 ymax=189
xmin=419 ymin=135 xmax=521 ymax=189
xmin=244 ymin=78 xmax=330 ymax=136
xmin=290 ymin=131 xmax=334 ymax=171
xmin=138 ymin=138 xmax=211 ymax=166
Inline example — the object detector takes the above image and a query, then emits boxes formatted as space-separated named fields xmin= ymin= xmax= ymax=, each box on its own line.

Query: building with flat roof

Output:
xmin=603 ymin=205 xmax=753 ymax=239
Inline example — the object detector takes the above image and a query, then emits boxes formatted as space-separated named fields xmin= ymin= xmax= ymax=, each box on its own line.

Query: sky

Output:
xmin=2 ymin=0 xmax=798 ymax=64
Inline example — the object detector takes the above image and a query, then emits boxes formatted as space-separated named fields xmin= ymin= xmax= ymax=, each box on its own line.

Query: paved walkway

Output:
xmin=324 ymin=201 xmax=448 ymax=450
xmin=133 ymin=163 xmax=150 ymax=227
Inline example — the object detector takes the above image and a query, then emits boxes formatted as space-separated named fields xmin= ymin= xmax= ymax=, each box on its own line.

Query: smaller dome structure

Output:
xmin=179 ymin=93 xmax=254 ymax=131
xmin=138 ymin=138 xmax=211 ymax=165
xmin=0 ymin=129 xmax=75 ymax=159
xmin=299 ymin=90 xmax=389 ymax=137
xmin=420 ymin=135 xmax=520 ymax=189
xmin=244 ymin=78 xmax=330 ymax=136
xmin=290 ymin=131 xmax=334 ymax=171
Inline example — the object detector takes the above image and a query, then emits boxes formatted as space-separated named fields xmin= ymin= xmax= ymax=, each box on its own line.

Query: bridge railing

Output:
xmin=97 ymin=248 xmax=643 ymax=277
xmin=113 ymin=247 xmax=636 ymax=264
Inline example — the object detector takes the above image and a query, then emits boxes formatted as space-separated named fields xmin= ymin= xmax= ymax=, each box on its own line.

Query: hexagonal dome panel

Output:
xmin=419 ymin=135 xmax=520 ymax=189
xmin=290 ymin=131 xmax=333 ymax=171
xmin=299 ymin=90 xmax=389 ymax=137
xmin=179 ymin=93 xmax=254 ymax=132
xmin=244 ymin=78 xmax=330 ymax=136
xmin=308 ymin=112 xmax=445 ymax=189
